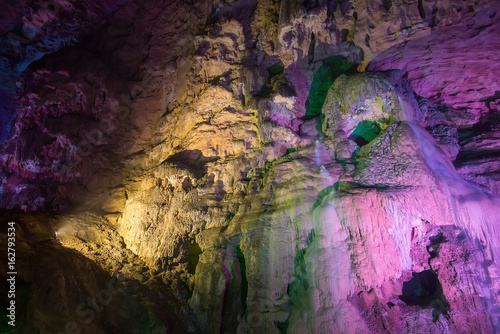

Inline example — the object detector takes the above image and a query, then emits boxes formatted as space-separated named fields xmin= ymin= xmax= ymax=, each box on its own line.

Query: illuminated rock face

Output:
xmin=1 ymin=0 xmax=500 ymax=333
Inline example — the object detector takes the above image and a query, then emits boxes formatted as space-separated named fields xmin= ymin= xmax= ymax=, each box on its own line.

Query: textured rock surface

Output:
xmin=1 ymin=0 xmax=500 ymax=333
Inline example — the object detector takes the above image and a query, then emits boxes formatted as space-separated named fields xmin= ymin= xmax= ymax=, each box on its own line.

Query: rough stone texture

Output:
xmin=368 ymin=2 xmax=500 ymax=115
xmin=0 ymin=0 xmax=126 ymax=141
xmin=367 ymin=0 xmax=500 ymax=195
xmin=1 ymin=0 xmax=500 ymax=333
xmin=0 ymin=211 xmax=191 ymax=333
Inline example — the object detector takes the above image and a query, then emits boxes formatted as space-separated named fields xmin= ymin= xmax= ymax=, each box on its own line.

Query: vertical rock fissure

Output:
xmin=236 ymin=245 xmax=248 ymax=313
xmin=308 ymin=31 xmax=316 ymax=63
xmin=187 ymin=237 xmax=202 ymax=275
xmin=417 ymin=0 xmax=426 ymax=19
xmin=284 ymin=229 xmax=316 ymax=328
xmin=398 ymin=269 xmax=448 ymax=321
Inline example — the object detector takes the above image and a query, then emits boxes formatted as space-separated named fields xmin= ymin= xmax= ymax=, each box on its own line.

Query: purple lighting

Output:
xmin=1 ymin=0 xmax=500 ymax=333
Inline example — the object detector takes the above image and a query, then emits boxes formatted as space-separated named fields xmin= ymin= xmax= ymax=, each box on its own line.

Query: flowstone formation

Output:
xmin=1 ymin=0 xmax=500 ymax=333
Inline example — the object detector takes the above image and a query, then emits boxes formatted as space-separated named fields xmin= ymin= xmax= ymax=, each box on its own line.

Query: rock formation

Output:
xmin=1 ymin=0 xmax=500 ymax=333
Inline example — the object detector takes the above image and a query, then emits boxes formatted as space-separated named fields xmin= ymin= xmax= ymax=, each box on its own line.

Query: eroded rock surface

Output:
xmin=1 ymin=0 xmax=500 ymax=333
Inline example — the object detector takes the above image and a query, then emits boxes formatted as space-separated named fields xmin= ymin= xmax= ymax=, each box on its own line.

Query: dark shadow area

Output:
xmin=457 ymin=108 xmax=500 ymax=144
xmin=454 ymin=108 xmax=500 ymax=176
xmin=0 ymin=209 xmax=191 ymax=333
xmin=400 ymin=270 xmax=449 ymax=321
xmin=348 ymin=120 xmax=382 ymax=146
xmin=399 ymin=270 xmax=448 ymax=321
xmin=280 ymin=229 xmax=316 ymax=333
xmin=219 ymin=245 xmax=247 ymax=334
xmin=0 ymin=88 xmax=15 ymax=142
xmin=305 ymin=55 xmax=354 ymax=118
xmin=286 ymin=229 xmax=315 ymax=295
xmin=427 ymin=232 xmax=446 ymax=259
xmin=165 ymin=150 xmax=218 ymax=179
xmin=186 ymin=238 xmax=202 ymax=275
xmin=400 ymin=270 xmax=441 ymax=306
xmin=236 ymin=245 xmax=248 ymax=313
xmin=455 ymin=149 xmax=500 ymax=166
xmin=255 ymin=62 xmax=289 ymax=98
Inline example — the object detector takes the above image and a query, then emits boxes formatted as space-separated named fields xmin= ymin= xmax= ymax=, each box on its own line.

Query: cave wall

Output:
xmin=1 ymin=0 xmax=500 ymax=333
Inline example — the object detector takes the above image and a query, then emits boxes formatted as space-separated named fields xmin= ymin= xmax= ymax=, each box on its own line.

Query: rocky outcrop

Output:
xmin=0 ymin=210 xmax=194 ymax=333
xmin=0 ymin=0 xmax=126 ymax=141
xmin=1 ymin=0 xmax=500 ymax=333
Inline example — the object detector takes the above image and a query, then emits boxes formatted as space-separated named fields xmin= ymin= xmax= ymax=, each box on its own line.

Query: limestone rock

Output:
xmin=1 ymin=0 xmax=500 ymax=333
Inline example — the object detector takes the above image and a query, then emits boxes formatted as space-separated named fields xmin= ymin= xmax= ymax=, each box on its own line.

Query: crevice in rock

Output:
xmin=400 ymin=226 xmax=451 ymax=322
xmin=399 ymin=270 xmax=446 ymax=313
xmin=236 ymin=245 xmax=248 ymax=313
xmin=383 ymin=0 xmax=393 ymax=12
xmin=219 ymin=245 xmax=248 ymax=333
xmin=417 ymin=0 xmax=426 ymax=19
xmin=308 ymin=31 xmax=316 ymax=63
xmin=276 ymin=317 xmax=289 ymax=334
xmin=287 ymin=229 xmax=315 ymax=296
xmin=255 ymin=62 xmax=286 ymax=97
xmin=340 ymin=28 xmax=349 ymax=42
xmin=426 ymin=232 xmax=446 ymax=260
xmin=186 ymin=237 xmax=202 ymax=275
xmin=348 ymin=120 xmax=382 ymax=146
xmin=164 ymin=150 xmax=216 ymax=179
xmin=313 ymin=185 xmax=335 ymax=210
xmin=305 ymin=55 xmax=354 ymax=118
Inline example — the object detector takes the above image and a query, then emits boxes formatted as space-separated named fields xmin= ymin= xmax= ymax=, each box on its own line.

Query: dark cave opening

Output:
xmin=1 ymin=0 xmax=499 ymax=332
xmin=236 ymin=245 xmax=248 ymax=313
xmin=305 ymin=55 xmax=354 ymax=118
xmin=400 ymin=270 xmax=440 ymax=306
xmin=348 ymin=120 xmax=382 ymax=146
xmin=399 ymin=270 xmax=448 ymax=321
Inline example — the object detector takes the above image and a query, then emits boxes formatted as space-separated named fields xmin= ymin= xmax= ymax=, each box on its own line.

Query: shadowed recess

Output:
xmin=305 ymin=55 xmax=354 ymax=117
xmin=399 ymin=270 xmax=444 ymax=308
xmin=0 ymin=88 xmax=15 ymax=142
xmin=187 ymin=238 xmax=202 ymax=275
xmin=236 ymin=245 xmax=248 ymax=313
xmin=165 ymin=150 xmax=218 ymax=178
xmin=348 ymin=120 xmax=382 ymax=146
